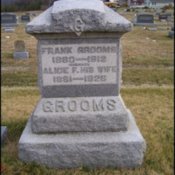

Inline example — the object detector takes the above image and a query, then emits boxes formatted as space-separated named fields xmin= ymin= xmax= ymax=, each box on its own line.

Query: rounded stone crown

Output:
xmin=26 ymin=0 xmax=132 ymax=35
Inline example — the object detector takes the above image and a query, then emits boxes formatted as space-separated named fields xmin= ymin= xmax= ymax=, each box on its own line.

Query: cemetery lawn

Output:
xmin=1 ymin=9 xmax=174 ymax=175
xmin=1 ymin=87 xmax=173 ymax=175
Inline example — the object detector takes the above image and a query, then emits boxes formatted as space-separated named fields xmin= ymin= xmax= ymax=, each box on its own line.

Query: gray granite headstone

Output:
xmin=21 ymin=15 xmax=30 ymax=23
xmin=13 ymin=40 xmax=29 ymax=59
xmin=133 ymin=13 xmax=155 ymax=26
xmin=1 ymin=13 xmax=17 ymax=28
xmin=159 ymin=13 xmax=172 ymax=21
xmin=18 ymin=0 xmax=146 ymax=169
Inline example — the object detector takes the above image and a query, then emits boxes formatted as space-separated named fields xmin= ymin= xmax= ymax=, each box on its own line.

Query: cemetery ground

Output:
xmin=1 ymin=10 xmax=174 ymax=175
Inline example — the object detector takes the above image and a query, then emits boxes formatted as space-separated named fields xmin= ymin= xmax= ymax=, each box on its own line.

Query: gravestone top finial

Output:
xmin=26 ymin=0 xmax=132 ymax=35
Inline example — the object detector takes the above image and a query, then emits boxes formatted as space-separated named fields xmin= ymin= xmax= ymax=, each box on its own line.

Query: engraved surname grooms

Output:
xmin=42 ymin=98 xmax=116 ymax=113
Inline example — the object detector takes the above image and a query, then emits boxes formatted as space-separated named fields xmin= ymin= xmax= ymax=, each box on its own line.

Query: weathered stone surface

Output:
xmin=37 ymin=36 xmax=122 ymax=97
xmin=51 ymin=0 xmax=105 ymax=35
xmin=26 ymin=0 xmax=132 ymax=34
xmin=31 ymin=96 xmax=129 ymax=133
xmin=19 ymin=110 xmax=146 ymax=168
xmin=18 ymin=0 xmax=146 ymax=169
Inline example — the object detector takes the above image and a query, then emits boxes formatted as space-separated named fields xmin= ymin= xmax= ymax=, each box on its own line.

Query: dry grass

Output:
xmin=122 ymin=87 xmax=174 ymax=175
xmin=122 ymin=27 xmax=174 ymax=67
xmin=122 ymin=68 xmax=173 ymax=85
xmin=1 ymin=88 xmax=40 ymax=121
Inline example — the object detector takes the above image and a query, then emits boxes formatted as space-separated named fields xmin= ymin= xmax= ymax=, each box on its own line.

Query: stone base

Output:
xmin=18 ymin=110 xmax=146 ymax=168
xmin=13 ymin=52 xmax=29 ymax=59
xmin=31 ymin=96 xmax=129 ymax=133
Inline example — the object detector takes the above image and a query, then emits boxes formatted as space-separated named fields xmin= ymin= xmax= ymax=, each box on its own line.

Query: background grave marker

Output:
xmin=13 ymin=40 xmax=29 ymax=59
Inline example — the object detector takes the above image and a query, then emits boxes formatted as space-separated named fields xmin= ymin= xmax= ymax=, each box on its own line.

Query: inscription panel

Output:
xmin=40 ymin=42 xmax=118 ymax=86
xmin=42 ymin=97 xmax=117 ymax=113
xmin=35 ymin=96 xmax=127 ymax=114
